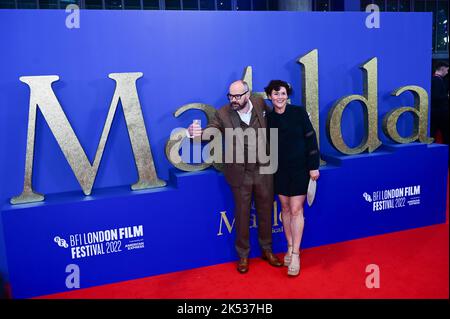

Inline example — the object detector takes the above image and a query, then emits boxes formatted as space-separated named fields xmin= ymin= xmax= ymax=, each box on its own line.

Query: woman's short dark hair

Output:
xmin=264 ymin=80 xmax=292 ymax=96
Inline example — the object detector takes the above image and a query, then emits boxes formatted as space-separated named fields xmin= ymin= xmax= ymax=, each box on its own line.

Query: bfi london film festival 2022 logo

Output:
xmin=363 ymin=185 xmax=422 ymax=212
xmin=54 ymin=225 xmax=145 ymax=289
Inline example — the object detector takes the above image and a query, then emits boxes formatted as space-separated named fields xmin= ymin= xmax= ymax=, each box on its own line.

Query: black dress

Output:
xmin=267 ymin=105 xmax=320 ymax=196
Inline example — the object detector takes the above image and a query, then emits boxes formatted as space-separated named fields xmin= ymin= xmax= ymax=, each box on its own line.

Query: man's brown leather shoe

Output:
xmin=237 ymin=257 xmax=249 ymax=273
xmin=262 ymin=250 xmax=283 ymax=267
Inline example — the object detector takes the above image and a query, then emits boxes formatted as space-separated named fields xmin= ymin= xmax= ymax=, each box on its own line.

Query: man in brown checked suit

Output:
xmin=188 ymin=80 xmax=282 ymax=273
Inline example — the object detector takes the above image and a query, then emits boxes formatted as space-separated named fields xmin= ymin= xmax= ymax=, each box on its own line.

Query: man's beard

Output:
xmin=231 ymin=100 xmax=247 ymax=111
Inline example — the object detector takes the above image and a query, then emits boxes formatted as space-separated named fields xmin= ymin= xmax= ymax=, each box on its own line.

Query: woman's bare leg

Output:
xmin=288 ymin=195 xmax=306 ymax=254
xmin=279 ymin=195 xmax=293 ymax=260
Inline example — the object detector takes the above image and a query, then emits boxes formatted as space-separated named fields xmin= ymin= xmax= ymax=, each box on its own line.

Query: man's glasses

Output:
xmin=227 ymin=90 xmax=248 ymax=101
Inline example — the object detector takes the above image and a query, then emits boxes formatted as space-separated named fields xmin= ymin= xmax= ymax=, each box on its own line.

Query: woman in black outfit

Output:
xmin=265 ymin=80 xmax=320 ymax=277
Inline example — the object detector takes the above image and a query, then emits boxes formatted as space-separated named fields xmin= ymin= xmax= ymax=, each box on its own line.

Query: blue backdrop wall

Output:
xmin=0 ymin=10 xmax=447 ymax=298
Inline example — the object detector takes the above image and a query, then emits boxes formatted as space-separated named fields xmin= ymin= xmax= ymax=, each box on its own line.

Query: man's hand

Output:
xmin=309 ymin=169 xmax=320 ymax=181
xmin=187 ymin=122 xmax=202 ymax=138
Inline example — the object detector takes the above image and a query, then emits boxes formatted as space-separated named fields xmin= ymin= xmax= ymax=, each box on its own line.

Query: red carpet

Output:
xmin=39 ymin=222 xmax=448 ymax=299
xmin=34 ymin=170 xmax=449 ymax=299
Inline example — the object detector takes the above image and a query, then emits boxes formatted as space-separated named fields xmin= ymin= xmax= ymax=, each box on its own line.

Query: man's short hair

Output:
xmin=434 ymin=61 xmax=449 ymax=71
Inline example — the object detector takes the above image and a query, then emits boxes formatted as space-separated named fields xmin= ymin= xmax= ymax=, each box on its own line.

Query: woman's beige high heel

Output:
xmin=287 ymin=252 xmax=300 ymax=277
xmin=284 ymin=245 xmax=293 ymax=266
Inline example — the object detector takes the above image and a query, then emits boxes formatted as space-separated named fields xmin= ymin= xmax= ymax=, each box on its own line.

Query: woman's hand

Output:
xmin=309 ymin=170 xmax=320 ymax=181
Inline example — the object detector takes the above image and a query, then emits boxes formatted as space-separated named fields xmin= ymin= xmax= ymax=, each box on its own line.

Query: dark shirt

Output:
xmin=431 ymin=75 xmax=448 ymax=109
xmin=267 ymin=105 xmax=320 ymax=171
